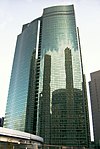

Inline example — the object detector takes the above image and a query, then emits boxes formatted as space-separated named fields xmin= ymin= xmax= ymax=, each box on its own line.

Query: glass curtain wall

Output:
xmin=38 ymin=5 xmax=89 ymax=147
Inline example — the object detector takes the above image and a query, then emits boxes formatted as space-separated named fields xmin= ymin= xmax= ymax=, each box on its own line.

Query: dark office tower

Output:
xmin=25 ymin=51 xmax=37 ymax=133
xmin=89 ymin=70 xmax=100 ymax=146
xmin=4 ymin=5 xmax=90 ymax=147
xmin=39 ymin=54 xmax=51 ymax=143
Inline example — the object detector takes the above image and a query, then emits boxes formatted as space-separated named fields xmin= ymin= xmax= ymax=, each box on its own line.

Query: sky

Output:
xmin=0 ymin=0 xmax=100 ymax=140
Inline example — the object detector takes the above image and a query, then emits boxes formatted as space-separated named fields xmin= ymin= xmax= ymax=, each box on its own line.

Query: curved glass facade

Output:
xmin=4 ymin=5 xmax=90 ymax=147
xmin=4 ymin=20 xmax=38 ymax=131
xmin=38 ymin=6 xmax=82 ymax=112
xmin=38 ymin=5 xmax=90 ymax=146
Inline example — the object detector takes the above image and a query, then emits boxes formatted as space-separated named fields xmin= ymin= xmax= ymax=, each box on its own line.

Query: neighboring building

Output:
xmin=89 ymin=70 xmax=100 ymax=146
xmin=4 ymin=5 xmax=90 ymax=147
xmin=0 ymin=117 xmax=4 ymax=127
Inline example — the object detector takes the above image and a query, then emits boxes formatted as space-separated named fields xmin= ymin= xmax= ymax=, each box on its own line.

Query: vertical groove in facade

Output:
xmin=25 ymin=51 xmax=36 ymax=133
xmin=4 ymin=5 xmax=90 ymax=148
xmin=34 ymin=19 xmax=43 ymax=134
xmin=36 ymin=20 xmax=40 ymax=59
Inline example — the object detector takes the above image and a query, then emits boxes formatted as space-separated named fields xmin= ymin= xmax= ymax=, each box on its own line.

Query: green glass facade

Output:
xmin=4 ymin=5 xmax=90 ymax=147
xmin=4 ymin=20 xmax=39 ymax=131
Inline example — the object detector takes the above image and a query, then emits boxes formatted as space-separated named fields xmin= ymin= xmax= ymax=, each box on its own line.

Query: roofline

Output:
xmin=0 ymin=127 xmax=43 ymax=143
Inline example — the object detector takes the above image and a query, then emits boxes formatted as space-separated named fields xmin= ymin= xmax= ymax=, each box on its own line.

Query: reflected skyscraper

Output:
xmin=4 ymin=5 xmax=90 ymax=147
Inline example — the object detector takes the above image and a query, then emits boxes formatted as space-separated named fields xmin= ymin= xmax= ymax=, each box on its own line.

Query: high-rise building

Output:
xmin=4 ymin=5 xmax=90 ymax=147
xmin=89 ymin=70 xmax=100 ymax=146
